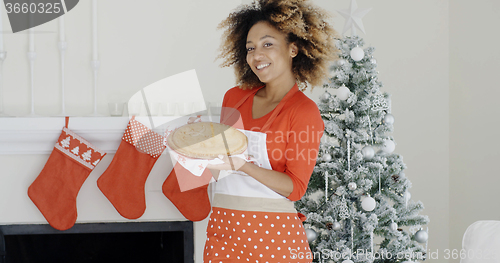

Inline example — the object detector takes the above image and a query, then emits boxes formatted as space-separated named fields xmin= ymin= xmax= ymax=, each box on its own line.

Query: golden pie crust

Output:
xmin=166 ymin=122 xmax=247 ymax=159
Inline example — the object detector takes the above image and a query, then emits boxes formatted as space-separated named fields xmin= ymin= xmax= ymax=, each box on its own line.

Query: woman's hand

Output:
xmin=207 ymin=154 xmax=247 ymax=171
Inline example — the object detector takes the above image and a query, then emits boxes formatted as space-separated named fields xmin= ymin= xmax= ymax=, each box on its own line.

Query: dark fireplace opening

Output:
xmin=0 ymin=221 xmax=193 ymax=263
xmin=5 ymin=231 xmax=183 ymax=263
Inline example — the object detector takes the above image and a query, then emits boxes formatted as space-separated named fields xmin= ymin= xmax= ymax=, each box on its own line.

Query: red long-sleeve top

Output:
xmin=219 ymin=83 xmax=324 ymax=201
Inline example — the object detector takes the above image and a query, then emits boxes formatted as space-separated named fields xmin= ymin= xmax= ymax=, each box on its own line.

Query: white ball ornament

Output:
xmin=332 ymin=221 xmax=341 ymax=231
xmin=336 ymin=84 xmax=350 ymax=101
xmin=361 ymin=146 xmax=375 ymax=160
xmin=389 ymin=222 xmax=398 ymax=231
xmin=382 ymin=113 xmax=395 ymax=125
xmin=381 ymin=139 xmax=395 ymax=153
xmin=415 ymin=229 xmax=429 ymax=243
xmin=361 ymin=196 xmax=376 ymax=211
xmin=342 ymin=260 xmax=354 ymax=263
xmin=322 ymin=153 xmax=332 ymax=162
xmin=348 ymin=182 xmax=357 ymax=191
xmin=320 ymin=92 xmax=331 ymax=103
xmin=350 ymin=46 xmax=364 ymax=62
xmin=305 ymin=229 xmax=318 ymax=243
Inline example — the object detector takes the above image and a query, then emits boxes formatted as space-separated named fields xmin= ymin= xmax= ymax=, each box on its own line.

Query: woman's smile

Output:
xmin=256 ymin=63 xmax=271 ymax=70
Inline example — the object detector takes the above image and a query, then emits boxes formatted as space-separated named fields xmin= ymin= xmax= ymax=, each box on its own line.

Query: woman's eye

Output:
xmin=246 ymin=47 xmax=254 ymax=52
xmin=264 ymin=43 xmax=272 ymax=47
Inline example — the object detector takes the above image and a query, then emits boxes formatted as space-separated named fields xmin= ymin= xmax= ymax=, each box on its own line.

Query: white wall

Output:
xmin=449 ymin=0 xmax=500 ymax=262
xmin=1 ymin=0 xmax=238 ymax=115
xmin=0 ymin=0 xmax=454 ymax=262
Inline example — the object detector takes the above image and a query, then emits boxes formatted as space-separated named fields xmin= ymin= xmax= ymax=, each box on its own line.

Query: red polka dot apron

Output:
xmin=204 ymin=87 xmax=313 ymax=263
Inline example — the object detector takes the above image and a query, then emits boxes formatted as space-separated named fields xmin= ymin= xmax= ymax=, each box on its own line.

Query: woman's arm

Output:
xmin=206 ymin=155 xmax=294 ymax=197
xmin=240 ymin=161 xmax=294 ymax=197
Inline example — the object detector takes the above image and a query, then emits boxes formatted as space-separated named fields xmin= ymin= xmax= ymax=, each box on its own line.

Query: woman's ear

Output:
xmin=290 ymin=43 xmax=298 ymax=58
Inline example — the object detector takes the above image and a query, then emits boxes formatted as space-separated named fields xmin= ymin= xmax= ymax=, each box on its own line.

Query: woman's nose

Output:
xmin=254 ymin=47 xmax=265 ymax=60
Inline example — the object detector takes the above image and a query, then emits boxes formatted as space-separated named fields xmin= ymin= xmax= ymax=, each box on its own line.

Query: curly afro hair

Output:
xmin=217 ymin=0 xmax=340 ymax=91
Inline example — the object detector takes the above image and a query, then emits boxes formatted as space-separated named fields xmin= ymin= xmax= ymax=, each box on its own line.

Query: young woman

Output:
xmin=205 ymin=0 xmax=339 ymax=262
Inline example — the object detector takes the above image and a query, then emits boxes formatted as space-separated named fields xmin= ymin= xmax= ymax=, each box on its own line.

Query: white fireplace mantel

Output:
xmin=0 ymin=116 xmax=219 ymax=155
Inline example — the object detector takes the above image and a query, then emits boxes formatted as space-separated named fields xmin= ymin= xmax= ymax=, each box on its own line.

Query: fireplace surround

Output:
xmin=0 ymin=117 xmax=208 ymax=263
xmin=0 ymin=221 xmax=194 ymax=263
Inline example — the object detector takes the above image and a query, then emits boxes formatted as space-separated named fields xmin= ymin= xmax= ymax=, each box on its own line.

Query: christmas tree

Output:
xmin=295 ymin=35 xmax=430 ymax=262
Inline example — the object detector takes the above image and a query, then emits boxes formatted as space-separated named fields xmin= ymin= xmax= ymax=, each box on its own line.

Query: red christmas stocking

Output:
xmin=28 ymin=117 xmax=106 ymax=231
xmin=162 ymin=163 xmax=212 ymax=221
xmin=97 ymin=117 xmax=166 ymax=219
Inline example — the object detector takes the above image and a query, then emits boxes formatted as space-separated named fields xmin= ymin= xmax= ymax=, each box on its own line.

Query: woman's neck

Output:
xmin=258 ymin=77 xmax=296 ymax=103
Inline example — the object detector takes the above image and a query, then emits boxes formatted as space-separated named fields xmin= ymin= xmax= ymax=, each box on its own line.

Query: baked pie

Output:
xmin=166 ymin=122 xmax=247 ymax=159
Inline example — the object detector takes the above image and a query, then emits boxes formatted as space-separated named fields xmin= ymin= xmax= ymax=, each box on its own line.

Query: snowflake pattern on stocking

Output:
xmin=81 ymin=150 xmax=92 ymax=162
xmin=71 ymin=146 xmax=80 ymax=155
xmin=60 ymin=136 xmax=71 ymax=148
xmin=54 ymin=127 xmax=106 ymax=170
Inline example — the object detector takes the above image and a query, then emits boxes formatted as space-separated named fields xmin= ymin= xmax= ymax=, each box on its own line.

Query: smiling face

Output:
xmin=246 ymin=21 xmax=298 ymax=87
